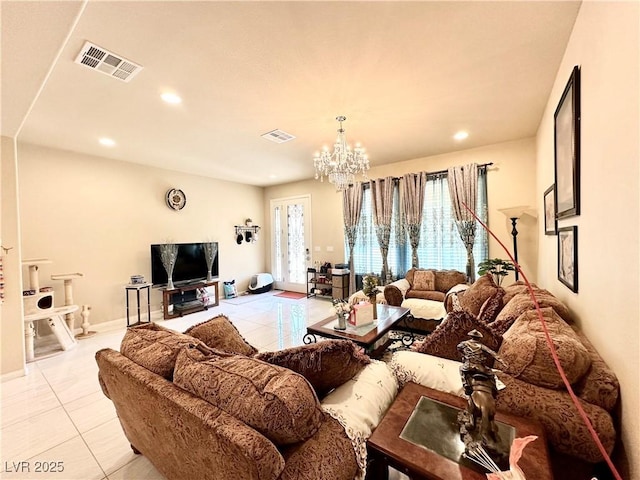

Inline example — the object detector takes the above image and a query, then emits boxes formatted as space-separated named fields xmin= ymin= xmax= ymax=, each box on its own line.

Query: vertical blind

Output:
xmin=351 ymin=170 xmax=488 ymax=280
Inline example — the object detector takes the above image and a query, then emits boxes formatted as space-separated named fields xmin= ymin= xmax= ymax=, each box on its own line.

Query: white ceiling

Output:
xmin=1 ymin=1 xmax=581 ymax=187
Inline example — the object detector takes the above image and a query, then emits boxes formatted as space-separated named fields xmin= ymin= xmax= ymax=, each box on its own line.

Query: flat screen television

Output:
xmin=150 ymin=242 xmax=218 ymax=287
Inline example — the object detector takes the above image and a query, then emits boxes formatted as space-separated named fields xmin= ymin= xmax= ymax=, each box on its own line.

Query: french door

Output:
xmin=270 ymin=195 xmax=311 ymax=293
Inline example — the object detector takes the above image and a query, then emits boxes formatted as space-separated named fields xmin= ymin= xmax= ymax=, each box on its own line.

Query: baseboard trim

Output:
xmin=72 ymin=309 xmax=165 ymax=335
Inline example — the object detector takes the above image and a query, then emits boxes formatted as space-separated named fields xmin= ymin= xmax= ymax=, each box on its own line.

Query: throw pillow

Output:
xmin=255 ymin=340 xmax=370 ymax=398
xmin=173 ymin=346 xmax=324 ymax=445
xmin=458 ymin=274 xmax=504 ymax=317
xmin=120 ymin=323 xmax=209 ymax=379
xmin=491 ymin=290 xmax=573 ymax=336
xmin=434 ymin=270 xmax=468 ymax=293
xmin=477 ymin=289 xmax=505 ymax=323
xmin=412 ymin=270 xmax=436 ymax=291
xmin=498 ymin=308 xmax=592 ymax=389
xmin=413 ymin=310 xmax=502 ymax=365
xmin=183 ymin=314 xmax=257 ymax=356
xmin=389 ymin=350 xmax=465 ymax=395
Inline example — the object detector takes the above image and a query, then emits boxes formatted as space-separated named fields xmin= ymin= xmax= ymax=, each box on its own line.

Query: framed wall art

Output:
xmin=554 ymin=65 xmax=581 ymax=219
xmin=557 ymin=226 xmax=578 ymax=292
xmin=543 ymin=185 xmax=557 ymax=235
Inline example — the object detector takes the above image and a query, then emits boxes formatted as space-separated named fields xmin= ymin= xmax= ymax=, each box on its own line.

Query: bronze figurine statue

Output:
xmin=457 ymin=329 xmax=507 ymax=459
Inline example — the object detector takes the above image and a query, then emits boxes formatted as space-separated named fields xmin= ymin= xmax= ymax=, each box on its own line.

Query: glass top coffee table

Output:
xmin=304 ymin=304 xmax=410 ymax=357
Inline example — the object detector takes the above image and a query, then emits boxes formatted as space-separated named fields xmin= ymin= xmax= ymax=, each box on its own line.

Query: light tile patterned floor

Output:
xmin=1 ymin=293 xmax=335 ymax=480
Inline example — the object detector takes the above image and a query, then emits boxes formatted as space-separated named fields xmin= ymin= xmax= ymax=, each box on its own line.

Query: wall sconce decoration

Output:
xmin=235 ymin=219 xmax=261 ymax=244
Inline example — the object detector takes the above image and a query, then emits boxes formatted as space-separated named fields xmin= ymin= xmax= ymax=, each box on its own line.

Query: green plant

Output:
xmin=477 ymin=258 xmax=515 ymax=286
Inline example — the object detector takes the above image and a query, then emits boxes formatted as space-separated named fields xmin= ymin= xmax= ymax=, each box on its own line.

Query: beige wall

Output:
xmin=17 ymin=143 xmax=266 ymax=329
xmin=265 ymin=137 xmax=538 ymax=282
xmin=536 ymin=2 xmax=639 ymax=477
xmin=1 ymin=136 xmax=27 ymax=375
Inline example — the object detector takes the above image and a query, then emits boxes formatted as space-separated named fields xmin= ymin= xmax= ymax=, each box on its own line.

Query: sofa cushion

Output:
xmin=477 ymin=289 xmax=505 ymax=323
xmin=254 ymin=340 xmax=370 ymax=398
xmin=573 ymin=331 xmax=620 ymax=412
xmin=405 ymin=289 xmax=446 ymax=302
xmin=120 ymin=323 xmax=208 ymax=379
xmin=498 ymin=308 xmax=591 ymax=389
xmin=412 ymin=269 xmax=436 ymax=291
xmin=458 ymin=274 xmax=503 ymax=317
xmin=174 ymin=347 xmax=324 ymax=446
xmin=491 ymin=290 xmax=573 ymax=336
xmin=434 ymin=270 xmax=468 ymax=293
xmin=384 ymin=284 xmax=404 ymax=307
xmin=413 ymin=310 xmax=502 ymax=365
xmin=389 ymin=350 xmax=464 ymax=396
xmin=321 ymin=360 xmax=398 ymax=476
xmin=278 ymin=413 xmax=358 ymax=480
xmin=496 ymin=372 xmax=616 ymax=463
xmin=183 ymin=314 xmax=257 ymax=356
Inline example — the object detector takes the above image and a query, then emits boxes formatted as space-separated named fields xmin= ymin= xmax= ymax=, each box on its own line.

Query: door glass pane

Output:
xmin=287 ymin=203 xmax=305 ymax=283
xmin=274 ymin=206 xmax=283 ymax=281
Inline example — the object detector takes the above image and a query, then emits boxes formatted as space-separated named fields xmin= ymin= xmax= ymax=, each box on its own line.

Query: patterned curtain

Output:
xmin=400 ymin=172 xmax=427 ymax=268
xmin=447 ymin=163 xmax=479 ymax=282
xmin=342 ymin=182 xmax=364 ymax=295
xmin=370 ymin=177 xmax=395 ymax=282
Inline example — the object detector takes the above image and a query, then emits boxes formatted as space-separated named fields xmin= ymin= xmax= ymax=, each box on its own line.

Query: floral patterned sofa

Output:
xmin=391 ymin=275 xmax=620 ymax=465
xmin=96 ymin=317 xmax=399 ymax=480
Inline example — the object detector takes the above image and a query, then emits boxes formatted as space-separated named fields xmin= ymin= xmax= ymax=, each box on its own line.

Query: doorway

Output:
xmin=270 ymin=195 xmax=311 ymax=293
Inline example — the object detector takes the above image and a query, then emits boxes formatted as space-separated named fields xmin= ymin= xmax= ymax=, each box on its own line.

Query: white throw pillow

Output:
xmin=388 ymin=350 xmax=465 ymax=397
xmin=321 ymin=360 xmax=398 ymax=479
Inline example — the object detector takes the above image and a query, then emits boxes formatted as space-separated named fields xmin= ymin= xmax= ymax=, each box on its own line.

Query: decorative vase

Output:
xmin=203 ymin=242 xmax=218 ymax=282
xmin=159 ymin=243 xmax=178 ymax=290
xmin=335 ymin=314 xmax=347 ymax=330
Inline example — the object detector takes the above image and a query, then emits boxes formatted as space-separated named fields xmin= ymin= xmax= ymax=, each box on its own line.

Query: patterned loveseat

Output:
xmin=96 ymin=318 xmax=398 ymax=480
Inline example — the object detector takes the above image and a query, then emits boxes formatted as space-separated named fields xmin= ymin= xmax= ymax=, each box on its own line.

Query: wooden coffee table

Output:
xmin=366 ymin=382 xmax=553 ymax=480
xmin=304 ymin=304 xmax=410 ymax=357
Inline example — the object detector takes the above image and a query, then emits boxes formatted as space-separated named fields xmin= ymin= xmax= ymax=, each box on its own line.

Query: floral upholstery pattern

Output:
xmin=120 ymin=323 xmax=209 ymax=379
xmin=173 ymin=347 xmax=323 ymax=445
xmin=96 ymin=348 xmax=286 ymax=480
xmin=254 ymin=340 xmax=370 ymax=398
xmin=496 ymin=372 xmax=616 ymax=463
xmin=458 ymin=273 xmax=504 ymax=317
xmin=498 ymin=308 xmax=591 ymax=389
xmin=413 ymin=309 xmax=502 ymax=365
xmin=184 ymin=314 xmax=257 ymax=356
xmin=278 ymin=413 xmax=358 ymax=480
xmin=321 ymin=360 xmax=398 ymax=480
xmin=490 ymin=290 xmax=573 ymax=336
xmin=388 ymin=350 xmax=464 ymax=396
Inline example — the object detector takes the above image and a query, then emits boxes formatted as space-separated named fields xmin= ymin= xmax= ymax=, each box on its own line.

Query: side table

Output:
xmin=125 ymin=283 xmax=151 ymax=327
xmin=366 ymin=382 xmax=553 ymax=480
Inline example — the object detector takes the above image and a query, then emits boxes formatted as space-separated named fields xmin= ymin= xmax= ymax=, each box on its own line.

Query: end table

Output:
xmin=125 ymin=283 xmax=151 ymax=327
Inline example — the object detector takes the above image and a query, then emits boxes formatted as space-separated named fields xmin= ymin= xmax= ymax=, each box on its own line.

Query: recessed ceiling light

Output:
xmin=161 ymin=92 xmax=182 ymax=104
xmin=454 ymin=131 xmax=469 ymax=141
xmin=99 ymin=137 xmax=116 ymax=147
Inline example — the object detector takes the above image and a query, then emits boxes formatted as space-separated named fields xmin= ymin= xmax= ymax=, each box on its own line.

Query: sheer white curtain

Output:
xmin=350 ymin=169 xmax=488 ymax=286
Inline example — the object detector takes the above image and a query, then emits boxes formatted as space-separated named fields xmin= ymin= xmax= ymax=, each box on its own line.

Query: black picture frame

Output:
xmin=543 ymin=185 xmax=557 ymax=235
xmin=554 ymin=65 xmax=580 ymax=219
xmin=557 ymin=226 xmax=578 ymax=292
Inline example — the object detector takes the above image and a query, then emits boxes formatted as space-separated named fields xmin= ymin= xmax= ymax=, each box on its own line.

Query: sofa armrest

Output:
xmin=383 ymin=279 xmax=410 ymax=307
xmin=444 ymin=284 xmax=469 ymax=312
xmin=495 ymin=372 xmax=616 ymax=463
xmin=573 ymin=331 xmax=620 ymax=412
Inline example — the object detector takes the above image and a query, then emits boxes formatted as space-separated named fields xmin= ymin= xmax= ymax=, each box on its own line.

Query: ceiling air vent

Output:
xmin=261 ymin=129 xmax=296 ymax=144
xmin=74 ymin=41 xmax=143 ymax=82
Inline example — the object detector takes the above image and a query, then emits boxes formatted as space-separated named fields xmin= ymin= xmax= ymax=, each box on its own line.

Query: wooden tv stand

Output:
xmin=161 ymin=280 xmax=219 ymax=319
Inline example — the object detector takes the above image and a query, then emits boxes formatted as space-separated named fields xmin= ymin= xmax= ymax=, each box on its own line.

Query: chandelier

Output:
xmin=313 ymin=116 xmax=369 ymax=191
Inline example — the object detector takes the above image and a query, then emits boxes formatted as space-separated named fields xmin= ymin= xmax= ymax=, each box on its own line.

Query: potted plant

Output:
xmin=477 ymin=258 xmax=515 ymax=286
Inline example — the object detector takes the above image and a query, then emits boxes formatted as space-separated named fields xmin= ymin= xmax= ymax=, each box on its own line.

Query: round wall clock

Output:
xmin=165 ymin=188 xmax=186 ymax=210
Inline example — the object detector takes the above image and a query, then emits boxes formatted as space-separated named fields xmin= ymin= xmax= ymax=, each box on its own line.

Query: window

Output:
xmin=350 ymin=169 xmax=488 ymax=282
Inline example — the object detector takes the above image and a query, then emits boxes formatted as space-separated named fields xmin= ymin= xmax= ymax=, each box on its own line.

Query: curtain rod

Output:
xmin=363 ymin=162 xmax=493 ymax=183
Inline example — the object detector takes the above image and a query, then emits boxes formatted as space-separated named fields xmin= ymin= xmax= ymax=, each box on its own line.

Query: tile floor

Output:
xmin=1 ymin=293 xmax=335 ymax=480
